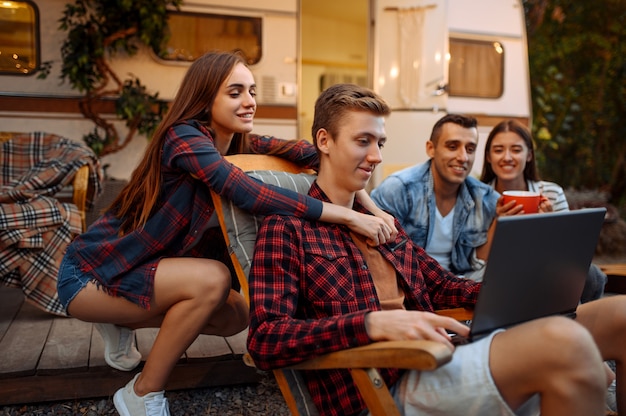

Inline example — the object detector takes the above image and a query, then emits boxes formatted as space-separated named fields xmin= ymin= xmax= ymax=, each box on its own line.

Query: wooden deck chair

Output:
xmin=211 ymin=154 xmax=471 ymax=416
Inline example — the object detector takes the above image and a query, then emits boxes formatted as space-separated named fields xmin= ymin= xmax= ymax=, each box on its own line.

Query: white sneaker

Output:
xmin=95 ymin=323 xmax=142 ymax=371
xmin=606 ymin=379 xmax=617 ymax=413
xmin=114 ymin=373 xmax=170 ymax=416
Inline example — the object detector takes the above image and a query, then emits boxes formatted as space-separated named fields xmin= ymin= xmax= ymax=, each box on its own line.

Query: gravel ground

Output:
xmin=0 ymin=371 xmax=290 ymax=416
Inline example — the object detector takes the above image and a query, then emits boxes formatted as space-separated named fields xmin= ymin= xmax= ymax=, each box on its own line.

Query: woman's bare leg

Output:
xmin=68 ymin=257 xmax=248 ymax=395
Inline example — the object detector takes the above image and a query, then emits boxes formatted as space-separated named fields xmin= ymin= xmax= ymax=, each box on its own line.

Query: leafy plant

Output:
xmin=523 ymin=0 xmax=626 ymax=213
xmin=40 ymin=0 xmax=181 ymax=157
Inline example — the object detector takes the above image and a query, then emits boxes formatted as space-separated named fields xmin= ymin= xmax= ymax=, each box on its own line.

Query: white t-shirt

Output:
xmin=425 ymin=206 xmax=455 ymax=270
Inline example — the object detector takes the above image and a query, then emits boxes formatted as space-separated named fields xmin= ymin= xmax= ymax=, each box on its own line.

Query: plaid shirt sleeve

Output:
xmin=163 ymin=122 xmax=323 ymax=220
xmin=247 ymin=134 xmax=320 ymax=170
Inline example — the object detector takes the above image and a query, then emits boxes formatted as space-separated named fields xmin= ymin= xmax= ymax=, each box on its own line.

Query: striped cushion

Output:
xmin=221 ymin=170 xmax=316 ymax=278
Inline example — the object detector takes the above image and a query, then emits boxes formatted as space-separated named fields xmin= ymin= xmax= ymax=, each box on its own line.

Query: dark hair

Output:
xmin=479 ymin=119 xmax=539 ymax=184
xmin=112 ymin=51 xmax=249 ymax=233
xmin=311 ymin=83 xmax=390 ymax=148
xmin=429 ymin=114 xmax=477 ymax=145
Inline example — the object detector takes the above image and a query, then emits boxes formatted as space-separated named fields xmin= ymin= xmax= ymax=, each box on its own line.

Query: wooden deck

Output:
xmin=601 ymin=263 xmax=626 ymax=295
xmin=0 ymin=285 xmax=260 ymax=406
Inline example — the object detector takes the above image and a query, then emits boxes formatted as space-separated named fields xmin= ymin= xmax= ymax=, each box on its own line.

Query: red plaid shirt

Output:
xmin=247 ymin=183 xmax=481 ymax=416
xmin=65 ymin=120 xmax=321 ymax=309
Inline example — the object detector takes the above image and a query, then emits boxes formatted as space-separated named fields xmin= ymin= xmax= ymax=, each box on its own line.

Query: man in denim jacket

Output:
xmin=371 ymin=114 xmax=498 ymax=281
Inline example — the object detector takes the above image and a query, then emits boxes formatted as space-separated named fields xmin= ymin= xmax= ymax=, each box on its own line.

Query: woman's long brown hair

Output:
xmin=110 ymin=52 xmax=248 ymax=234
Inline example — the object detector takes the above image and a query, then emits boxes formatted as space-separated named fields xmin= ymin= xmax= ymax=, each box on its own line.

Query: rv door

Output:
xmin=372 ymin=0 xmax=447 ymax=185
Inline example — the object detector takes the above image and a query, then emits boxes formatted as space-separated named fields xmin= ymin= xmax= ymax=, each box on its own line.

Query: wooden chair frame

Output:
xmin=211 ymin=154 xmax=472 ymax=416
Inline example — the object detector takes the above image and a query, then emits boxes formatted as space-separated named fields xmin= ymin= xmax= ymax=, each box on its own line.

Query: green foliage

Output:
xmin=42 ymin=0 xmax=181 ymax=157
xmin=523 ymin=0 xmax=626 ymax=210
xmin=82 ymin=127 xmax=108 ymax=156
xmin=116 ymin=78 xmax=170 ymax=137
xmin=57 ymin=0 xmax=179 ymax=93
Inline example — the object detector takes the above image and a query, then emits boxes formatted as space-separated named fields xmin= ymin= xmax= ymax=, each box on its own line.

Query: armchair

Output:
xmin=0 ymin=131 xmax=101 ymax=315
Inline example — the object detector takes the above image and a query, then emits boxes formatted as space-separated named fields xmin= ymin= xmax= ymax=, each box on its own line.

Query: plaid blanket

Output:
xmin=0 ymin=132 xmax=102 ymax=316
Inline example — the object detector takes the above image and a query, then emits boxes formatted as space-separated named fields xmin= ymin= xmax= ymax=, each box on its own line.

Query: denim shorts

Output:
xmin=391 ymin=330 xmax=540 ymax=416
xmin=56 ymin=255 xmax=93 ymax=315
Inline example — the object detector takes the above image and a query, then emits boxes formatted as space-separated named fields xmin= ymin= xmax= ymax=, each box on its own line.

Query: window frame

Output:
xmin=156 ymin=10 xmax=263 ymax=65
xmin=448 ymin=37 xmax=504 ymax=99
xmin=0 ymin=0 xmax=40 ymax=76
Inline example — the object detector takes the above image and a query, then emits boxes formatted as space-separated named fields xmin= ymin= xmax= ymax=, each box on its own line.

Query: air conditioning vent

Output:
xmin=320 ymin=71 xmax=368 ymax=91
xmin=261 ymin=76 xmax=277 ymax=103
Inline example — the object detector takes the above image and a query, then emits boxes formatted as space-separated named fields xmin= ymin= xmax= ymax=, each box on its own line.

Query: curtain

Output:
xmin=397 ymin=7 xmax=427 ymax=108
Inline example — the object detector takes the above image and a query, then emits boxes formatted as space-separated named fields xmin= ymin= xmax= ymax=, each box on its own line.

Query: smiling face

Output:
xmin=317 ymin=110 xmax=386 ymax=206
xmin=426 ymin=122 xmax=478 ymax=191
xmin=210 ymin=62 xmax=256 ymax=149
xmin=486 ymin=130 xmax=532 ymax=188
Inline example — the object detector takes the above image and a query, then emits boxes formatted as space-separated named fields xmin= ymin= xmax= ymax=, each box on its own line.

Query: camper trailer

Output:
xmin=0 ymin=0 xmax=530 ymax=183
xmin=372 ymin=0 xmax=531 ymax=183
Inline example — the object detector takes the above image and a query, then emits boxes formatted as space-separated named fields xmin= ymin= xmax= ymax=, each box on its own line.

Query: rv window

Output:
xmin=0 ymin=1 xmax=39 ymax=75
xmin=158 ymin=12 xmax=262 ymax=65
xmin=448 ymin=38 xmax=503 ymax=98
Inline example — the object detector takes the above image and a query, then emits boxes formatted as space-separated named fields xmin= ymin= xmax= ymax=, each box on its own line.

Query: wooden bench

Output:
xmin=599 ymin=264 xmax=626 ymax=294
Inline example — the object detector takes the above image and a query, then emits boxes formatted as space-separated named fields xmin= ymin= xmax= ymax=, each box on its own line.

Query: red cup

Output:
xmin=502 ymin=191 xmax=541 ymax=214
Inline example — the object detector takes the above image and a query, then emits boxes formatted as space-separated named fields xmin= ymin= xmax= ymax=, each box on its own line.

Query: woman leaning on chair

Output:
xmin=56 ymin=51 xmax=396 ymax=416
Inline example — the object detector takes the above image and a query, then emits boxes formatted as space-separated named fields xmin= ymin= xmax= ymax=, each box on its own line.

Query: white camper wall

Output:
xmin=299 ymin=0 xmax=368 ymax=141
xmin=446 ymin=0 xmax=531 ymax=177
xmin=0 ymin=0 xmax=299 ymax=180
xmin=447 ymin=0 xmax=531 ymax=118
xmin=372 ymin=0 xmax=448 ymax=185
xmin=371 ymin=0 xmax=530 ymax=185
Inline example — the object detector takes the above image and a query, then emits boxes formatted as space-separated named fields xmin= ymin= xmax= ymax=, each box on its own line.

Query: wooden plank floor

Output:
xmin=0 ymin=285 xmax=260 ymax=406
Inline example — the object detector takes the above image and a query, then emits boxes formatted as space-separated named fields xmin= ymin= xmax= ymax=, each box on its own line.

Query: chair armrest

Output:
xmin=286 ymin=339 xmax=452 ymax=371
xmin=243 ymin=309 xmax=473 ymax=371
xmin=599 ymin=264 xmax=626 ymax=277
xmin=72 ymin=164 xmax=90 ymax=231
xmin=435 ymin=307 xmax=473 ymax=321
xmin=225 ymin=154 xmax=315 ymax=174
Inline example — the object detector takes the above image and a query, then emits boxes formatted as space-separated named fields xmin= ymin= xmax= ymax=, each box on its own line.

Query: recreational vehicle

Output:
xmin=0 ymin=0 xmax=530 ymax=184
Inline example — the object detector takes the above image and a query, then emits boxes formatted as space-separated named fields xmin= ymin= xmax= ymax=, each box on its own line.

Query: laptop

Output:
xmin=465 ymin=207 xmax=606 ymax=342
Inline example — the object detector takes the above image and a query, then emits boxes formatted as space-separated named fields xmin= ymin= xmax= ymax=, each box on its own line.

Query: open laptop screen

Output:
xmin=469 ymin=207 xmax=606 ymax=341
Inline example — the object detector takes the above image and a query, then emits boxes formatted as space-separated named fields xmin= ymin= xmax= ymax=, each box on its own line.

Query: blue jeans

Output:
xmin=56 ymin=255 xmax=93 ymax=314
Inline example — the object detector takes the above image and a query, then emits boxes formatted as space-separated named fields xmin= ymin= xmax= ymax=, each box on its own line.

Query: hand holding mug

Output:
xmin=538 ymin=195 xmax=553 ymax=213
xmin=501 ymin=191 xmax=541 ymax=214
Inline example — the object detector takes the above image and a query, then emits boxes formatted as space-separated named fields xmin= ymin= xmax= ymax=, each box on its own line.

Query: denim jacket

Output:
xmin=371 ymin=160 xmax=499 ymax=276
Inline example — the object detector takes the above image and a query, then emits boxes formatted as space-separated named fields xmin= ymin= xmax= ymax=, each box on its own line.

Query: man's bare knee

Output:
xmin=491 ymin=316 xmax=605 ymax=410
xmin=534 ymin=318 xmax=606 ymax=410
xmin=535 ymin=317 xmax=602 ymax=371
